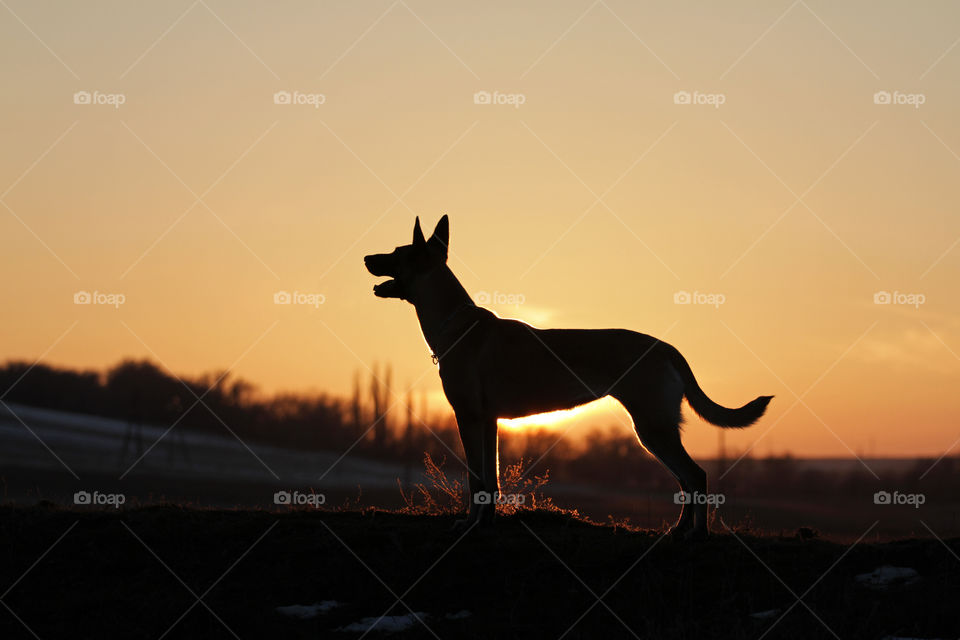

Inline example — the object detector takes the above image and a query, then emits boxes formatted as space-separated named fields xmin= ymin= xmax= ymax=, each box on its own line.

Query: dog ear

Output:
xmin=412 ymin=217 xmax=426 ymax=247
xmin=428 ymin=215 xmax=449 ymax=259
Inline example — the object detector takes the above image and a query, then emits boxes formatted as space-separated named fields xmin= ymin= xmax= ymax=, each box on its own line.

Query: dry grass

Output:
xmin=398 ymin=453 xmax=558 ymax=516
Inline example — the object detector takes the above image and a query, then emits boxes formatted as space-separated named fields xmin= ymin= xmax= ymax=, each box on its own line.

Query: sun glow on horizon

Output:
xmin=2 ymin=2 xmax=959 ymax=458
xmin=498 ymin=396 xmax=625 ymax=431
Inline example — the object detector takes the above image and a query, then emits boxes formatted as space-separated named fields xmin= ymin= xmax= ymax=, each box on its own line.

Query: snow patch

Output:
xmin=749 ymin=608 xmax=781 ymax=620
xmin=445 ymin=610 xmax=471 ymax=620
xmin=275 ymin=600 xmax=341 ymax=619
xmin=855 ymin=566 xmax=920 ymax=590
xmin=338 ymin=613 xmax=428 ymax=634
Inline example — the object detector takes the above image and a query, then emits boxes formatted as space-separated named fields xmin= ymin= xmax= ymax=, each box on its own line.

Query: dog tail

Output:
xmin=669 ymin=347 xmax=772 ymax=428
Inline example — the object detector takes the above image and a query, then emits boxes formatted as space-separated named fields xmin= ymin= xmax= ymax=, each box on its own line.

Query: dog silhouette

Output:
xmin=365 ymin=216 xmax=772 ymax=538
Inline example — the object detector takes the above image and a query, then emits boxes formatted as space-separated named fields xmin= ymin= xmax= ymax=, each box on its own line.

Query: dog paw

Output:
xmin=688 ymin=528 xmax=709 ymax=541
xmin=667 ymin=524 xmax=700 ymax=541
xmin=450 ymin=518 xmax=472 ymax=534
xmin=668 ymin=524 xmax=689 ymax=538
xmin=671 ymin=527 xmax=708 ymax=542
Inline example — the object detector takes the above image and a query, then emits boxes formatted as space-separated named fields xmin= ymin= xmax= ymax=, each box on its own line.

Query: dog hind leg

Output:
xmin=616 ymin=365 xmax=710 ymax=538
xmin=619 ymin=386 xmax=708 ymax=538
xmin=640 ymin=426 xmax=707 ymax=538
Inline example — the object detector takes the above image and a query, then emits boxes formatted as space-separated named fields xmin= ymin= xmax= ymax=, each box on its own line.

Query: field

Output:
xmin=2 ymin=505 xmax=958 ymax=639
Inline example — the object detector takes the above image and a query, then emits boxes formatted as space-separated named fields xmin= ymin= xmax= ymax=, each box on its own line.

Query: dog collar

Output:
xmin=431 ymin=302 xmax=476 ymax=364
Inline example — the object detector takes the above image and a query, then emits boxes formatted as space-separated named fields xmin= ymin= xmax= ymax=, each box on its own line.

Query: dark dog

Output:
xmin=365 ymin=216 xmax=772 ymax=538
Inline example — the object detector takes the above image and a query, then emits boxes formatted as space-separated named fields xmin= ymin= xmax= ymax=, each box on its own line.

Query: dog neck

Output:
xmin=412 ymin=265 xmax=476 ymax=356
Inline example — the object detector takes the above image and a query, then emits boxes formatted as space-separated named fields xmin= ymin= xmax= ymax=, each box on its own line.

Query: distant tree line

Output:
xmin=0 ymin=359 xmax=460 ymax=464
xmin=1 ymin=359 xmax=955 ymax=498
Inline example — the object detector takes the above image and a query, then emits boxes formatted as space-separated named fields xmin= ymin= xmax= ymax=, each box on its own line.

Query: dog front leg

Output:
xmin=452 ymin=412 xmax=499 ymax=531
xmin=452 ymin=412 xmax=485 ymax=532
xmin=476 ymin=416 xmax=499 ymax=526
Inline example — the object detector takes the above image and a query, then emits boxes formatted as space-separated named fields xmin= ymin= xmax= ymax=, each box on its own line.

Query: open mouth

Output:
xmin=365 ymin=254 xmax=405 ymax=299
xmin=372 ymin=279 xmax=404 ymax=299
xmin=372 ymin=279 xmax=394 ymax=296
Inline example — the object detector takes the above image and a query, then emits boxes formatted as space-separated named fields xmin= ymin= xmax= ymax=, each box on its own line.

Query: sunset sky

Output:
xmin=2 ymin=0 xmax=959 ymax=458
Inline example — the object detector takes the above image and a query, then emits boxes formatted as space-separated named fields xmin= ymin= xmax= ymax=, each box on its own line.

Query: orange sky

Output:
xmin=1 ymin=1 xmax=959 ymax=458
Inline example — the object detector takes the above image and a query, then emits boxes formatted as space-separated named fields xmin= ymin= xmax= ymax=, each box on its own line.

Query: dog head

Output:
xmin=364 ymin=215 xmax=449 ymax=302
